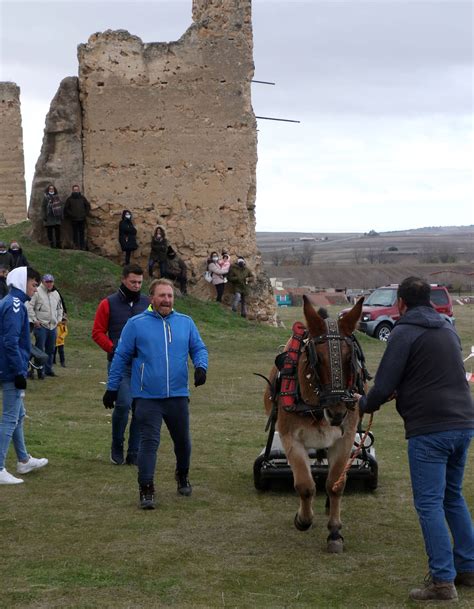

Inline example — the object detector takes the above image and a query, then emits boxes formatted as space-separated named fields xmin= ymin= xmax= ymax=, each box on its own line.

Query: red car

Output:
xmin=341 ymin=284 xmax=455 ymax=341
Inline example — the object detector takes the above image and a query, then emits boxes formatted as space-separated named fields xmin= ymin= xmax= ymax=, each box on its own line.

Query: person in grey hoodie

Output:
xmin=357 ymin=277 xmax=473 ymax=602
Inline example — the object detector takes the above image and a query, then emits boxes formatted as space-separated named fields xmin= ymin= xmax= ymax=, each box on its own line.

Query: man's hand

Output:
xmin=102 ymin=390 xmax=118 ymax=409
xmin=14 ymin=375 xmax=27 ymax=390
xmin=194 ymin=367 xmax=207 ymax=387
xmin=34 ymin=320 xmax=41 ymax=328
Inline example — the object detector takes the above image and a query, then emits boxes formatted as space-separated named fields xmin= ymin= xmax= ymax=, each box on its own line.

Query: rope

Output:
xmin=331 ymin=413 xmax=374 ymax=493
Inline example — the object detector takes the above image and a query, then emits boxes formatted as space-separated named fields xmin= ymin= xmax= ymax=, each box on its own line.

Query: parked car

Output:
xmin=340 ymin=284 xmax=454 ymax=341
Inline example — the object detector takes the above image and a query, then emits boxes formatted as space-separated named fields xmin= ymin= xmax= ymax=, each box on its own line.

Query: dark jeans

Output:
xmin=148 ymin=259 xmax=168 ymax=278
xmin=46 ymin=225 xmax=61 ymax=248
xmin=134 ymin=397 xmax=191 ymax=485
xmin=215 ymin=283 xmax=225 ymax=302
xmin=72 ymin=220 xmax=86 ymax=250
xmin=34 ymin=326 xmax=57 ymax=374
xmin=107 ymin=363 xmax=139 ymax=458
xmin=53 ymin=345 xmax=65 ymax=365
xmin=124 ymin=250 xmax=131 ymax=265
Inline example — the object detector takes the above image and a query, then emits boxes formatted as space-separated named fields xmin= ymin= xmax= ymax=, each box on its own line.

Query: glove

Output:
xmin=194 ymin=367 xmax=207 ymax=387
xmin=102 ymin=390 xmax=118 ymax=409
xmin=14 ymin=375 xmax=27 ymax=390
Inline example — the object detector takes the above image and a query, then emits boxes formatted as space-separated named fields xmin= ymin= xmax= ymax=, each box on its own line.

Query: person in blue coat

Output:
xmin=0 ymin=266 xmax=49 ymax=485
xmin=103 ymin=278 xmax=208 ymax=509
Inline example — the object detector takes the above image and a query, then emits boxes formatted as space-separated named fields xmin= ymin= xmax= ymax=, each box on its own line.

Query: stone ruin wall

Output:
xmin=0 ymin=83 xmax=27 ymax=227
xmin=29 ymin=0 xmax=275 ymax=321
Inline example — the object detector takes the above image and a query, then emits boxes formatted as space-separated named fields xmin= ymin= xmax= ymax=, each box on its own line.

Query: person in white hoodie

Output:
xmin=0 ymin=266 xmax=49 ymax=485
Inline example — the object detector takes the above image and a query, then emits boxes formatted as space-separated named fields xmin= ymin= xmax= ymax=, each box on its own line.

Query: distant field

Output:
xmin=257 ymin=227 xmax=474 ymax=290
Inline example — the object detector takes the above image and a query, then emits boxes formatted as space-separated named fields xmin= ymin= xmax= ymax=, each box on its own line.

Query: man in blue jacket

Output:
xmin=103 ymin=278 xmax=208 ymax=509
xmin=357 ymin=277 xmax=473 ymax=602
xmin=0 ymin=266 xmax=49 ymax=485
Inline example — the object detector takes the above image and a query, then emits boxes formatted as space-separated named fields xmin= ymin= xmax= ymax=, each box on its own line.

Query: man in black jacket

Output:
xmin=357 ymin=277 xmax=473 ymax=602
xmin=64 ymin=185 xmax=90 ymax=250
xmin=92 ymin=264 xmax=149 ymax=465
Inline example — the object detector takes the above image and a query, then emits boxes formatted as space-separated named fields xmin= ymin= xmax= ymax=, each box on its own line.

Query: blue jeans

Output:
xmin=107 ymin=363 xmax=139 ymax=457
xmin=34 ymin=326 xmax=57 ymax=374
xmin=408 ymin=429 xmax=474 ymax=582
xmin=0 ymin=382 xmax=29 ymax=469
xmin=134 ymin=397 xmax=190 ymax=485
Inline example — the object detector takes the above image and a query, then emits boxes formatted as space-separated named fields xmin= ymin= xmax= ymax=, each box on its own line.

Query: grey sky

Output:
xmin=1 ymin=0 xmax=472 ymax=232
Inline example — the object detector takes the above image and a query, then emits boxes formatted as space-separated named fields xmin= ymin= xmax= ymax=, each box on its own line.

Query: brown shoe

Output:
xmin=409 ymin=580 xmax=458 ymax=601
xmin=455 ymin=572 xmax=474 ymax=587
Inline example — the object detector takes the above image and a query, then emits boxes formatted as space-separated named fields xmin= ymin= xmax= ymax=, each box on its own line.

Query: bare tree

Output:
xmin=297 ymin=243 xmax=316 ymax=266
xmin=270 ymin=250 xmax=286 ymax=266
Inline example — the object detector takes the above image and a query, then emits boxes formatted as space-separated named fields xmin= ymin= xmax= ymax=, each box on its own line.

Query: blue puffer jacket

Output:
xmin=0 ymin=268 xmax=31 ymax=381
xmin=107 ymin=307 xmax=208 ymax=399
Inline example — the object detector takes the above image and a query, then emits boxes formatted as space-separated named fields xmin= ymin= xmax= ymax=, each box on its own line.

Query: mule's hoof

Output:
xmin=294 ymin=512 xmax=312 ymax=531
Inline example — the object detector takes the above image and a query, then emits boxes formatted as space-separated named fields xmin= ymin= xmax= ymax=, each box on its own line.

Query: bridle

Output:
xmin=305 ymin=318 xmax=361 ymax=411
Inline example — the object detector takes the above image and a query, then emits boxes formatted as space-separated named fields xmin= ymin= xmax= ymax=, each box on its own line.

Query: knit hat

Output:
xmin=43 ymin=273 xmax=54 ymax=282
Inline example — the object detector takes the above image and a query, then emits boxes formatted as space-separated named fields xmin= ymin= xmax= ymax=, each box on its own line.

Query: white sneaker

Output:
xmin=16 ymin=456 xmax=49 ymax=474
xmin=0 ymin=468 xmax=24 ymax=484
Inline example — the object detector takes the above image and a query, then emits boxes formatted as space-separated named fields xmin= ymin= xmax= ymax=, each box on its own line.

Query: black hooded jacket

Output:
xmin=360 ymin=306 xmax=473 ymax=438
xmin=118 ymin=210 xmax=138 ymax=252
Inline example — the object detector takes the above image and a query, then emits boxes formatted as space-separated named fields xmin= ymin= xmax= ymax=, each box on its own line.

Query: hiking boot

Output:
xmin=110 ymin=443 xmax=124 ymax=465
xmin=175 ymin=470 xmax=192 ymax=496
xmin=409 ymin=580 xmax=458 ymax=601
xmin=125 ymin=453 xmax=138 ymax=466
xmin=37 ymin=370 xmax=44 ymax=380
xmin=455 ymin=572 xmax=474 ymax=587
xmin=139 ymin=483 xmax=155 ymax=510
xmin=17 ymin=455 xmax=48 ymax=474
xmin=0 ymin=468 xmax=24 ymax=485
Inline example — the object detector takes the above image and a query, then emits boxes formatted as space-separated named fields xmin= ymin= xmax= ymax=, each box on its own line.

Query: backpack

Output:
xmin=49 ymin=196 xmax=63 ymax=218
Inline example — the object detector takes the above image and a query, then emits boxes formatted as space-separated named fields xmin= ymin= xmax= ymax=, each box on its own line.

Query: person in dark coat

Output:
xmin=148 ymin=225 xmax=168 ymax=278
xmin=356 ymin=277 xmax=473 ymax=602
xmin=118 ymin=210 xmax=138 ymax=265
xmin=228 ymin=257 xmax=253 ymax=318
xmin=164 ymin=246 xmax=188 ymax=295
xmin=64 ymin=184 xmax=91 ymax=250
xmin=0 ymin=266 xmax=8 ymax=299
xmin=42 ymin=184 xmax=62 ymax=249
xmin=0 ymin=241 xmax=14 ymax=270
xmin=8 ymin=241 xmax=29 ymax=269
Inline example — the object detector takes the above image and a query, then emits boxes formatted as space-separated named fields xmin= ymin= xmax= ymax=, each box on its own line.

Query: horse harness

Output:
xmin=265 ymin=319 xmax=371 ymax=433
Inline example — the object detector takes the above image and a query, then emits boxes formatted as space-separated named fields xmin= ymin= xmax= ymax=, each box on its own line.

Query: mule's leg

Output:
xmin=282 ymin=437 xmax=315 ymax=531
xmin=325 ymin=438 xmax=353 ymax=553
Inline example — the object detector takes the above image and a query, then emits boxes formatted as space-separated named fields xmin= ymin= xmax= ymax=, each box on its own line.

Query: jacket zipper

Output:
xmin=140 ymin=363 xmax=145 ymax=391
xmin=162 ymin=319 xmax=170 ymax=396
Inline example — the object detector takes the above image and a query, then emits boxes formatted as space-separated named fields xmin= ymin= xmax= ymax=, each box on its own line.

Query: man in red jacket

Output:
xmin=92 ymin=264 xmax=149 ymax=465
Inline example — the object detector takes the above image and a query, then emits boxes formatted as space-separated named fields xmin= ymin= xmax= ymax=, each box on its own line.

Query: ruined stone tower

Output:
xmin=29 ymin=0 xmax=275 ymax=320
xmin=0 ymin=83 xmax=27 ymax=226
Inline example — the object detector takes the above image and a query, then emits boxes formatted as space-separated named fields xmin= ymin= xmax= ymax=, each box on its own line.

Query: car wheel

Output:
xmin=375 ymin=322 xmax=392 ymax=341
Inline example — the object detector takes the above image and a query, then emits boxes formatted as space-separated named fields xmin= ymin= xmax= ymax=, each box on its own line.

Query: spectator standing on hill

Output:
xmin=118 ymin=209 xmax=138 ymax=265
xmin=64 ymin=184 xmax=90 ymax=250
xmin=0 ymin=266 xmax=8 ymax=299
xmin=148 ymin=225 xmax=168 ymax=278
xmin=42 ymin=184 xmax=62 ymax=249
xmin=92 ymin=264 xmax=149 ymax=466
xmin=228 ymin=256 xmax=253 ymax=318
xmin=0 ymin=241 xmax=14 ymax=270
xmin=356 ymin=276 xmax=474 ymax=602
xmin=102 ymin=278 xmax=208 ymax=509
xmin=207 ymin=251 xmax=227 ymax=302
xmin=8 ymin=241 xmax=28 ymax=269
xmin=0 ymin=266 xmax=48 ymax=485
xmin=27 ymin=274 xmax=63 ymax=378
xmin=164 ymin=246 xmax=188 ymax=295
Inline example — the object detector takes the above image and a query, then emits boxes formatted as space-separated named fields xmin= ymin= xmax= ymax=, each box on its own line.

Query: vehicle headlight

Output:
xmin=362 ymin=314 xmax=371 ymax=322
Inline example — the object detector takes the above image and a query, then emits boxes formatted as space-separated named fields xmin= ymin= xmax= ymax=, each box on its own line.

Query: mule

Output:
xmin=263 ymin=296 xmax=365 ymax=553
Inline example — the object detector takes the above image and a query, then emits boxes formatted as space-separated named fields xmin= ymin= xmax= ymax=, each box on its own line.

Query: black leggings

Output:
xmin=215 ymin=283 xmax=225 ymax=302
xmin=46 ymin=225 xmax=61 ymax=248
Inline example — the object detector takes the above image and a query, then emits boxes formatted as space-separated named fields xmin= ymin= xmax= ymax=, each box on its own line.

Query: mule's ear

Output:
xmin=339 ymin=297 xmax=364 ymax=336
xmin=303 ymin=295 xmax=326 ymax=337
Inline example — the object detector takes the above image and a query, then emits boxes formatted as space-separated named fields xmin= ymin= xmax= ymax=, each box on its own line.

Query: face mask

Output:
xmin=125 ymin=214 xmax=131 ymax=219
xmin=212 ymin=257 xmax=218 ymax=263
xmin=48 ymin=190 xmax=54 ymax=194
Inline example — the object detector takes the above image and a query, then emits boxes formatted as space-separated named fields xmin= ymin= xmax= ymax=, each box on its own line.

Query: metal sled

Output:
xmin=253 ymin=430 xmax=378 ymax=492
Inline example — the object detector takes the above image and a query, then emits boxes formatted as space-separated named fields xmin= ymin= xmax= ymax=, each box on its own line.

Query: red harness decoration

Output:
xmin=279 ymin=321 xmax=307 ymax=412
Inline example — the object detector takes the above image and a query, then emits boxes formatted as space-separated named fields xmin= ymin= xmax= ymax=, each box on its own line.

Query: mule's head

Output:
xmin=302 ymin=296 xmax=364 ymax=426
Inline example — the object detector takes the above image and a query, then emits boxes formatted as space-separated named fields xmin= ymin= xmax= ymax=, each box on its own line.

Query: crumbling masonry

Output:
xmin=0 ymin=82 xmax=27 ymax=226
xmin=29 ymin=0 xmax=275 ymax=320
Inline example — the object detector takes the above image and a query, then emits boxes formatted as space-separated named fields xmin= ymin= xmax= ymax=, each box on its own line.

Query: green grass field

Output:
xmin=1 ymin=224 xmax=473 ymax=608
